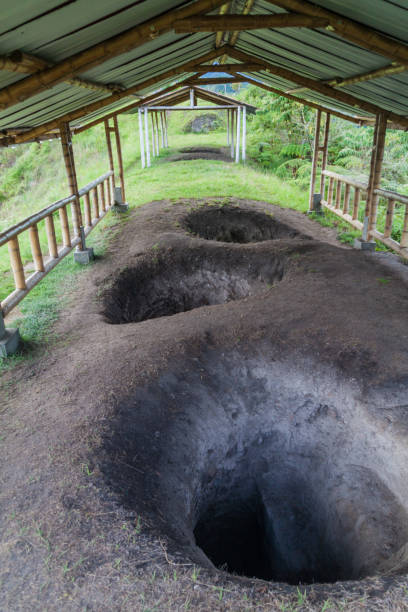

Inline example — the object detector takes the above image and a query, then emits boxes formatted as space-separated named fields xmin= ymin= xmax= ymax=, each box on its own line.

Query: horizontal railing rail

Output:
xmin=320 ymin=169 xmax=408 ymax=259
xmin=1 ymin=170 xmax=114 ymax=317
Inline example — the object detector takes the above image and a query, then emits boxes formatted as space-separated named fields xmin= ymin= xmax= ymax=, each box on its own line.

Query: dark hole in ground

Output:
xmin=167 ymin=147 xmax=233 ymax=163
xmin=102 ymin=249 xmax=284 ymax=324
xmin=183 ymin=206 xmax=302 ymax=243
xmin=101 ymin=349 xmax=408 ymax=585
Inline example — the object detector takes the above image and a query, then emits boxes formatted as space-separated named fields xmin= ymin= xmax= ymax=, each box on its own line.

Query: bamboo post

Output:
xmin=105 ymin=119 xmax=115 ymax=201
xmin=84 ymin=192 xmax=92 ymax=227
xmin=190 ymin=88 xmax=194 ymax=107
xmin=230 ymin=109 xmax=235 ymax=158
xmin=400 ymin=204 xmax=408 ymax=248
xmin=335 ymin=180 xmax=342 ymax=210
xmin=60 ymin=122 xmax=85 ymax=250
xmin=59 ymin=205 xmax=71 ymax=247
xmin=29 ymin=224 xmax=44 ymax=272
xmin=383 ymin=199 xmax=395 ymax=238
xmin=8 ymin=236 xmax=26 ymax=290
xmin=352 ymin=188 xmax=361 ymax=220
xmin=242 ymin=106 xmax=247 ymax=162
xmin=99 ymin=181 xmax=106 ymax=213
xmin=113 ymin=115 xmax=126 ymax=201
xmin=144 ymin=110 xmax=151 ymax=167
xmin=327 ymin=177 xmax=334 ymax=205
xmin=154 ymin=112 xmax=160 ymax=155
xmin=92 ymin=186 xmax=100 ymax=219
xmin=343 ymin=183 xmax=351 ymax=215
xmin=319 ymin=113 xmax=331 ymax=196
xmin=365 ymin=113 xmax=387 ymax=240
xmin=138 ymin=109 xmax=145 ymax=169
xmin=160 ymin=112 xmax=165 ymax=148
xmin=151 ymin=112 xmax=156 ymax=157
xmin=226 ymin=109 xmax=230 ymax=146
xmin=235 ymin=106 xmax=241 ymax=163
xmin=45 ymin=214 xmax=58 ymax=258
xmin=308 ymin=108 xmax=322 ymax=211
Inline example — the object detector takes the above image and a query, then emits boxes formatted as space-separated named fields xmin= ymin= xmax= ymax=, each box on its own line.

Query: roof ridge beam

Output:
xmin=265 ymin=0 xmax=408 ymax=67
xmin=174 ymin=14 xmax=329 ymax=32
xmin=223 ymin=45 xmax=408 ymax=127
xmin=0 ymin=0 xmax=227 ymax=112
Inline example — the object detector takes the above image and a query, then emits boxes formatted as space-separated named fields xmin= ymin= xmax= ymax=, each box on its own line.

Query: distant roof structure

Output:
xmin=133 ymin=85 xmax=257 ymax=112
xmin=2 ymin=0 xmax=408 ymax=145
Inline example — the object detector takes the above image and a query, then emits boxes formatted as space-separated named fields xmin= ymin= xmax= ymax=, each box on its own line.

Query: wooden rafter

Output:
xmin=187 ymin=77 xmax=247 ymax=85
xmin=242 ymin=74 xmax=365 ymax=124
xmin=286 ymin=63 xmax=407 ymax=95
xmin=13 ymin=47 xmax=225 ymax=144
xmin=215 ymin=3 xmax=230 ymax=48
xmin=265 ymin=0 xmax=408 ymax=67
xmin=73 ymin=77 xmax=197 ymax=134
xmin=173 ymin=14 xmax=329 ymax=32
xmin=0 ymin=50 xmax=123 ymax=94
xmin=0 ymin=0 xmax=227 ymax=112
xmin=223 ymin=45 xmax=408 ymax=128
xmin=192 ymin=63 xmax=265 ymax=72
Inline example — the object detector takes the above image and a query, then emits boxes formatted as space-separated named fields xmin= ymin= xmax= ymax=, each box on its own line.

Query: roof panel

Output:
xmin=2 ymin=0 xmax=408 ymax=140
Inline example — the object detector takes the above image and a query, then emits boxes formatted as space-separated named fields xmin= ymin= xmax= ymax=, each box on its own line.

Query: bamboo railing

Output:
xmin=321 ymin=169 xmax=408 ymax=259
xmin=0 ymin=171 xmax=113 ymax=317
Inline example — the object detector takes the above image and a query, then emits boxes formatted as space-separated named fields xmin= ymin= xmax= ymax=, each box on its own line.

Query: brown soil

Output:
xmin=2 ymin=198 xmax=408 ymax=611
xmin=167 ymin=146 xmax=233 ymax=163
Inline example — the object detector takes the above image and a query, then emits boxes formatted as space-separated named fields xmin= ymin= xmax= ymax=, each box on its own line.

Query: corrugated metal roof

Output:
xmin=1 ymin=0 xmax=408 ymax=141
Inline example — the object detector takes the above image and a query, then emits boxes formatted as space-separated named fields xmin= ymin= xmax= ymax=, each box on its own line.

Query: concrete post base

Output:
xmin=74 ymin=247 xmax=94 ymax=264
xmin=112 ymin=203 xmax=129 ymax=213
xmin=0 ymin=314 xmax=20 ymax=357
xmin=307 ymin=193 xmax=323 ymax=215
xmin=354 ymin=238 xmax=376 ymax=251
xmin=113 ymin=186 xmax=129 ymax=212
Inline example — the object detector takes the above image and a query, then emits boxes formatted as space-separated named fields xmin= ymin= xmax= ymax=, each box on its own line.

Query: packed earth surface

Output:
xmin=2 ymin=198 xmax=408 ymax=611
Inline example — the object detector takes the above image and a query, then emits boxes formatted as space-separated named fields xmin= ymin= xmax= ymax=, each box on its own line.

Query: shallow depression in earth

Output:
xmin=102 ymin=248 xmax=284 ymax=324
xmin=101 ymin=348 xmax=408 ymax=585
xmin=183 ymin=206 xmax=303 ymax=243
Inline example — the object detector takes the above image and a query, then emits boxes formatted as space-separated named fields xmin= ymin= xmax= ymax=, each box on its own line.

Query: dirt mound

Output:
xmin=183 ymin=205 xmax=304 ymax=243
xmin=3 ymin=198 xmax=408 ymax=610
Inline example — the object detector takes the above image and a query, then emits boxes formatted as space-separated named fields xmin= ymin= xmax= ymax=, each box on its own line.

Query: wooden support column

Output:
xmin=144 ymin=109 xmax=151 ymax=167
xmin=190 ymin=88 xmax=195 ymax=107
xmin=138 ymin=109 xmax=146 ymax=168
xmin=113 ymin=115 xmax=126 ymax=201
xmin=319 ymin=113 xmax=331 ymax=198
xmin=242 ymin=106 xmax=247 ymax=162
xmin=365 ymin=112 xmax=387 ymax=241
xmin=104 ymin=119 xmax=115 ymax=204
xmin=60 ymin=121 xmax=85 ymax=250
xmin=235 ymin=106 xmax=241 ymax=163
xmin=309 ymin=109 xmax=322 ymax=212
